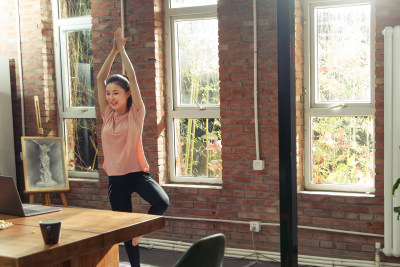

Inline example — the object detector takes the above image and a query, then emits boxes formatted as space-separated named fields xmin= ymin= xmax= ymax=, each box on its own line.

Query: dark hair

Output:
xmin=106 ymin=74 xmax=132 ymax=109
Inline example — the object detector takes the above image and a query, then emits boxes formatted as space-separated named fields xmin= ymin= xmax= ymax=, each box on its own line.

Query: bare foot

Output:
xmin=132 ymin=236 xmax=142 ymax=246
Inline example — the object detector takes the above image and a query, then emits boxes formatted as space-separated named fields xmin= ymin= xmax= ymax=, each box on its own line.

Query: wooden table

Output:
xmin=0 ymin=207 xmax=165 ymax=267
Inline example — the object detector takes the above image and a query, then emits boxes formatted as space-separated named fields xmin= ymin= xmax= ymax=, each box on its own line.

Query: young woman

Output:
xmin=97 ymin=27 xmax=169 ymax=267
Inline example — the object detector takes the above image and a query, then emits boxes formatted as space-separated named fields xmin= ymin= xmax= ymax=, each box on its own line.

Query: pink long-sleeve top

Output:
xmin=101 ymin=104 xmax=149 ymax=176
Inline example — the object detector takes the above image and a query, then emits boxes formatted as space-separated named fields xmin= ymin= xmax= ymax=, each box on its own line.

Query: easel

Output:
xmin=28 ymin=96 xmax=68 ymax=207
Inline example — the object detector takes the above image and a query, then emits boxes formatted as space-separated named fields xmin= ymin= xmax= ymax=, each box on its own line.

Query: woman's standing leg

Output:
xmin=108 ymin=175 xmax=140 ymax=267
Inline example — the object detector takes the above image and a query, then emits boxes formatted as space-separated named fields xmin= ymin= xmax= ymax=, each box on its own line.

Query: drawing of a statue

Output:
xmin=31 ymin=140 xmax=57 ymax=187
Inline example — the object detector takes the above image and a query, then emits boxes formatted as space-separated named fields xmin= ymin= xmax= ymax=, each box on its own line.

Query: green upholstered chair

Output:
xmin=173 ymin=233 xmax=226 ymax=267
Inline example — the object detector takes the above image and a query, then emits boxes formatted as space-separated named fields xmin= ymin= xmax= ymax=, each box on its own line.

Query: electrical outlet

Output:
xmin=250 ymin=221 xmax=260 ymax=232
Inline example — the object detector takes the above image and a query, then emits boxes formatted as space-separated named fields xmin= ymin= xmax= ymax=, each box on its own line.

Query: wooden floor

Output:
xmin=119 ymin=245 xmax=282 ymax=267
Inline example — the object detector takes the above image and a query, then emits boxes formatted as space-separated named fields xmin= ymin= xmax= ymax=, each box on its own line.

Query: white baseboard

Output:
xmin=137 ymin=237 xmax=399 ymax=267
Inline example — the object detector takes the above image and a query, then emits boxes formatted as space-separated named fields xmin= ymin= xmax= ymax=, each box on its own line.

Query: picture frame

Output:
xmin=21 ymin=136 xmax=69 ymax=192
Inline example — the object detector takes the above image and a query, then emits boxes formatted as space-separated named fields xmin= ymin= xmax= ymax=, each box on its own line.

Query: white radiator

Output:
xmin=383 ymin=26 xmax=400 ymax=257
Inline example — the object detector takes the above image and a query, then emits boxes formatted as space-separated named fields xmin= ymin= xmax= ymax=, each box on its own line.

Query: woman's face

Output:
xmin=106 ymin=82 xmax=131 ymax=115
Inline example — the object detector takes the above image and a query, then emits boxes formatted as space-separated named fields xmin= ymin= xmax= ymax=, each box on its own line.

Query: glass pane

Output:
xmin=175 ymin=118 xmax=222 ymax=178
xmin=316 ymin=5 xmax=370 ymax=103
xmin=176 ymin=19 xmax=219 ymax=106
xmin=171 ymin=0 xmax=216 ymax=8
xmin=311 ymin=116 xmax=374 ymax=186
xmin=65 ymin=118 xmax=97 ymax=172
xmin=59 ymin=0 xmax=91 ymax=18
xmin=66 ymin=30 xmax=94 ymax=108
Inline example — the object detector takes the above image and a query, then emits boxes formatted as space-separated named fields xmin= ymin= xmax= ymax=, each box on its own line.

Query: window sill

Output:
xmin=299 ymin=190 xmax=375 ymax=198
xmin=69 ymin=177 xmax=99 ymax=183
xmin=68 ymin=171 xmax=99 ymax=183
xmin=161 ymin=183 xmax=222 ymax=190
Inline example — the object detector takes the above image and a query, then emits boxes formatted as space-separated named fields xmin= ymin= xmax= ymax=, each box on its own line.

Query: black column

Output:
xmin=277 ymin=0 xmax=298 ymax=266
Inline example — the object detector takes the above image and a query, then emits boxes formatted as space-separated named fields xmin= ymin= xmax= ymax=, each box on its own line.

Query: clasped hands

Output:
xmin=113 ymin=27 xmax=127 ymax=52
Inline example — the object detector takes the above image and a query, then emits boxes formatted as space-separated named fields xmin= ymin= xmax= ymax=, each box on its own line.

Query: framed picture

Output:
xmin=21 ymin=136 xmax=69 ymax=192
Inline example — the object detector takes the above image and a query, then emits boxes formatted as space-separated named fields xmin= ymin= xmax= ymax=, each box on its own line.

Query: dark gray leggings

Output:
xmin=108 ymin=171 xmax=169 ymax=267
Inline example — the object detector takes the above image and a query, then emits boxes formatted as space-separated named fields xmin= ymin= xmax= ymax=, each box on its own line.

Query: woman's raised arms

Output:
xmin=96 ymin=44 xmax=118 ymax=114
xmin=114 ymin=28 xmax=143 ymax=111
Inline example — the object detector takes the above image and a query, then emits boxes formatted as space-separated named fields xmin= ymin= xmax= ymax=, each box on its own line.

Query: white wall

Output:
xmin=0 ymin=56 xmax=17 ymax=180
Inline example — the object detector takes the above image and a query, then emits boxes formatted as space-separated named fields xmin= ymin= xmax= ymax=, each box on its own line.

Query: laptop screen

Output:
xmin=0 ymin=176 xmax=26 ymax=216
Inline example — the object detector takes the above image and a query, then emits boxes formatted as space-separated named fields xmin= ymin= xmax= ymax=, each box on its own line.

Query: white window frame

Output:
xmin=303 ymin=0 xmax=375 ymax=193
xmin=165 ymin=1 xmax=221 ymax=184
xmin=52 ymin=1 xmax=97 ymax=179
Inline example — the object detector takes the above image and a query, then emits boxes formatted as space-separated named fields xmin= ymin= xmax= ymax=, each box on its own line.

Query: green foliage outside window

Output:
xmin=176 ymin=118 xmax=221 ymax=178
xmin=66 ymin=29 xmax=96 ymax=172
xmin=312 ymin=116 xmax=374 ymax=186
xmin=66 ymin=118 xmax=97 ymax=173
xmin=67 ymin=30 xmax=94 ymax=107
xmin=59 ymin=0 xmax=91 ymax=18
xmin=176 ymin=69 xmax=221 ymax=178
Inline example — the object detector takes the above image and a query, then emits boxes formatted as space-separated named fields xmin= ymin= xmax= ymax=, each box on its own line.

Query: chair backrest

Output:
xmin=173 ymin=233 xmax=226 ymax=267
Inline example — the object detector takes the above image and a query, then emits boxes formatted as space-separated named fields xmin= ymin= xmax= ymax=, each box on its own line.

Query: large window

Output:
xmin=52 ymin=0 xmax=97 ymax=179
xmin=165 ymin=0 xmax=221 ymax=183
xmin=303 ymin=0 xmax=375 ymax=193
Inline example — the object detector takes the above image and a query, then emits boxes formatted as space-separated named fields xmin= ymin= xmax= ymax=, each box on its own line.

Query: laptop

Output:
xmin=0 ymin=176 xmax=61 ymax=216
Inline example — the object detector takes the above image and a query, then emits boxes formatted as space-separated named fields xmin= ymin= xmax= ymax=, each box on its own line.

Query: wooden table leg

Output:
xmin=29 ymin=194 xmax=34 ymax=204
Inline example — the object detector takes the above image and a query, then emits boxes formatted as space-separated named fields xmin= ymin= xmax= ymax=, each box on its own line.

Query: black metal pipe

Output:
xmin=277 ymin=0 xmax=298 ymax=265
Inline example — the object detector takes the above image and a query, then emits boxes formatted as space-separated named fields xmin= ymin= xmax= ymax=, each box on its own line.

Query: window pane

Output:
xmin=316 ymin=5 xmax=370 ymax=103
xmin=66 ymin=30 xmax=94 ymax=108
xmin=311 ymin=116 xmax=374 ymax=186
xmin=175 ymin=118 xmax=221 ymax=178
xmin=65 ymin=118 xmax=97 ymax=172
xmin=171 ymin=0 xmax=216 ymax=8
xmin=59 ymin=0 xmax=91 ymax=18
xmin=176 ymin=19 xmax=219 ymax=106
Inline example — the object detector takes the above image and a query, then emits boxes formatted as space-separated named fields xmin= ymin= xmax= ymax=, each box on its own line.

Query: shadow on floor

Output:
xmin=119 ymin=245 xmax=281 ymax=267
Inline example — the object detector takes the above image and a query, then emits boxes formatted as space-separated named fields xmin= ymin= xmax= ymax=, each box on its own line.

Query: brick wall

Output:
xmin=18 ymin=0 xmax=57 ymax=137
xmin=2 ymin=0 xmax=400 ymax=264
